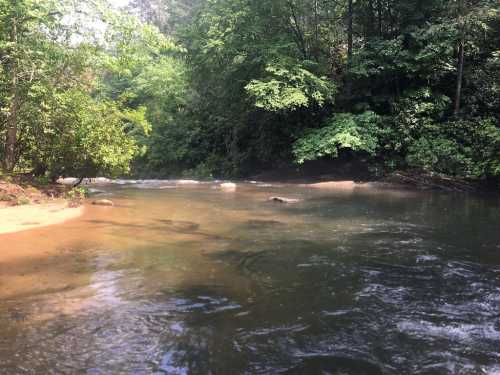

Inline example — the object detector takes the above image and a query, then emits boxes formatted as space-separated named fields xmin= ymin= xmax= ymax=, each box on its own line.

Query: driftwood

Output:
xmin=388 ymin=172 xmax=476 ymax=193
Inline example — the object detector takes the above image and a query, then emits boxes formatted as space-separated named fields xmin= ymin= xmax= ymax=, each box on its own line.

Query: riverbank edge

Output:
xmin=0 ymin=177 xmax=86 ymax=235
xmin=61 ymin=170 xmax=497 ymax=194
xmin=0 ymin=202 xmax=84 ymax=235
xmin=250 ymin=168 xmax=497 ymax=194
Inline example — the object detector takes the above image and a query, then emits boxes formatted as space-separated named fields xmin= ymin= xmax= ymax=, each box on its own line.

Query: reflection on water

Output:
xmin=1 ymin=181 xmax=499 ymax=374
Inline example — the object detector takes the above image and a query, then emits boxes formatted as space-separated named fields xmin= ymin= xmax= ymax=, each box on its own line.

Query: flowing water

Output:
xmin=1 ymin=181 xmax=499 ymax=374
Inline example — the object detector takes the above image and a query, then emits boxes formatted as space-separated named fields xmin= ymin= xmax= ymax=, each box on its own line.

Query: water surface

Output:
xmin=1 ymin=181 xmax=499 ymax=374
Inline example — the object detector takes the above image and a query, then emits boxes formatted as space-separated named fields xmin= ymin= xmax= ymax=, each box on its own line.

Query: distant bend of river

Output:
xmin=1 ymin=180 xmax=499 ymax=374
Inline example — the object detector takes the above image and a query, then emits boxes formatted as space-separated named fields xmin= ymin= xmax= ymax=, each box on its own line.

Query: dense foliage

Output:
xmin=293 ymin=112 xmax=381 ymax=164
xmin=0 ymin=0 xmax=183 ymax=179
xmin=1 ymin=0 xmax=499 ymax=183
xmin=129 ymin=0 xmax=499 ymax=181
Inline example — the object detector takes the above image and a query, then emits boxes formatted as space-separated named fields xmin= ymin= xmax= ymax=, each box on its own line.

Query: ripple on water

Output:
xmin=165 ymin=295 xmax=241 ymax=315
xmin=355 ymin=284 xmax=410 ymax=305
xmin=283 ymin=355 xmax=384 ymax=375
xmin=416 ymin=254 xmax=440 ymax=263
xmin=2 ymin=183 xmax=500 ymax=374
xmin=397 ymin=320 xmax=500 ymax=343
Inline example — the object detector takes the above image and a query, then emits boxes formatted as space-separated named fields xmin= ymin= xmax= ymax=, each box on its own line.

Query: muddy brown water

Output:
xmin=1 ymin=181 xmax=499 ymax=374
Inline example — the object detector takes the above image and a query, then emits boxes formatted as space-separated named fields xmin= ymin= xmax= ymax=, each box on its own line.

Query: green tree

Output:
xmin=0 ymin=0 xmax=144 ymax=179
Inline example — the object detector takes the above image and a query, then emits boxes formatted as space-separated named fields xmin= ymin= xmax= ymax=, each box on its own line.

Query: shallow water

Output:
xmin=1 ymin=181 xmax=499 ymax=374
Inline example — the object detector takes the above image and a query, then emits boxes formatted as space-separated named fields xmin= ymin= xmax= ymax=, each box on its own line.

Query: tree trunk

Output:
xmin=454 ymin=39 xmax=465 ymax=115
xmin=287 ymin=0 xmax=308 ymax=59
xmin=454 ymin=0 xmax=465 ymax=115
xmin=377 ymin=0 xmax=383 ymax=36
xmin=387 ymin=1 xmax=394 ymax=36
xmin=313 ymin=0 xmax=320 ymax=61
xmin=368 ymin=0 xmax=375 ymax=36
xmin=4 ymin=18 xmax=19 ymax=172
xmin=73 ymin=176 xmax=85 ymax=187
xmin=345 ymin=0 xmax=353 ymax=97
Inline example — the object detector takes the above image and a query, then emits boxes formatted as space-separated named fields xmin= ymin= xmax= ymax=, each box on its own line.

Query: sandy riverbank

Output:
xmin=0 ymin=202 xmax=84 ymax=235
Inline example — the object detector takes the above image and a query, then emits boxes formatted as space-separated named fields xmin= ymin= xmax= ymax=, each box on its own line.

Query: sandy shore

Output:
xmin=0 ymin=202 xmax=84 ymax=235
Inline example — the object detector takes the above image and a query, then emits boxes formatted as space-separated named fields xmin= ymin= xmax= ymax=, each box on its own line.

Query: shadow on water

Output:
xmin=284 ymin=356 xmax=383 ymax=375
xmin=240 ymin=219 xmax=287 ymax=230
xmin=86 ymin=218 xmax=227 ymax=241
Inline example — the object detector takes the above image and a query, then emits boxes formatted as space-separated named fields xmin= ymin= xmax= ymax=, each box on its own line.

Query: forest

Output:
xmin=1 ymin=2 xmax=500 ymax=372
xmin=1 ymin=0 xmax=499 ymax=183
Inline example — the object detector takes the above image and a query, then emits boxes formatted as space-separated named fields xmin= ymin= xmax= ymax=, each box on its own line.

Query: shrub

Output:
xmin=406 ymin=118 xmax=500 ymax=178
xmin=293 ymin=111 xmax=381 ymax=164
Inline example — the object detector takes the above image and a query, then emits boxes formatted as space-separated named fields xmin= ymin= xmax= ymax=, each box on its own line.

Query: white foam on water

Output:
xmin=397 ymin=320 xmax=500 ymax=342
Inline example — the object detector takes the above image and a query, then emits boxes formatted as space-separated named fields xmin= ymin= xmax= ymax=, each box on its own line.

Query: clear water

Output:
xmin=1 ymin=181 xmax=499 ymax=374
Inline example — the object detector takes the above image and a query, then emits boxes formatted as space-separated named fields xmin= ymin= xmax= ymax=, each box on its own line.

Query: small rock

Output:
xmin=306 ymin=181 xmax=357 ymax=189
xmin=92 ymin=177 xmax=112 ymax=185
xmin=9 ymin=308 xmax=28 ymax=322
xmin=68 ymin=200 xmax=82 ymax=208
xmin=220 ymin=182 xmax=237 ymax=191
xmin=176 ymin=180 xmax=200 ymax=185
xmin=57 ymin=177 xmax=79 ymax=185
xmin=92 ymin=199 xmax=114 ymax=206
xmin=269 ymin=196 xmax=300 ymax=204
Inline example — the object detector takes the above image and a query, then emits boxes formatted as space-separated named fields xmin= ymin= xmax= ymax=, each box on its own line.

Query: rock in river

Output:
xmin=269 ymin=196 xmax=300 ymax=204
xmin=92 ymin=199 xmax=114 ymax=206
xmin=220 ymin=183 xmax=237 ymax=191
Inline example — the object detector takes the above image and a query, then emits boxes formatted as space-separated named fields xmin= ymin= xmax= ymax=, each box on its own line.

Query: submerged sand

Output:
xmin=0 ymin=202 xmax=84 ymax=235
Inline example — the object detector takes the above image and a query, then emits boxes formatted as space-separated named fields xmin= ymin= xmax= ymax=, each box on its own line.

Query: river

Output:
xmin=1 ymin=181 xmax=499 ymax=374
